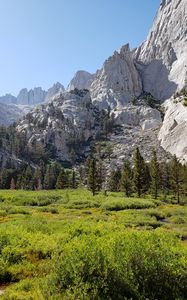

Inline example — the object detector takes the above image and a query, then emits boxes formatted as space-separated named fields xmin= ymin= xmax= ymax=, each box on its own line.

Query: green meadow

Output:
xmin=0 ymin=189 xmax=186 ymax=299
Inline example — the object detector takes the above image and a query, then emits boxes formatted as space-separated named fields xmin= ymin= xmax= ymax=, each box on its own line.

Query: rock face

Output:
xmin=91 ymin=44 xmax=142 ymax=109
xmin=0 ymin=94 xmax=17 ymax=105
xmin=0 ymin=82 xmax=65 ymax=108
xmin=0 ymin=103 xmax=24 ymax=126
xmin=135 ymin=0 xmax=187 ymax=100
xmin=114 ymin=105 xmax=162 ymax=130
xmin=16 ymin=90 xmax=99 ymax=163
xmin=17 ymin=87 xmax=47 ymax=105
xmin=67 ymin=71 xmax=95 ymax=92
xmin=45 ymin=82 xmax=65 ymax=102
xmin=134 ymin=0 xmax=187 ymax=162
xmin=158 ymin=98 xmax=187 ymax=162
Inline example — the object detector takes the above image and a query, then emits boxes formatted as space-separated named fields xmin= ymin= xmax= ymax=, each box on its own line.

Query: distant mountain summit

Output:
xmin=0 ymin=82 xmax=65 ymax=106
xmin=67 ymin=71 xmax=95 ymax=92
xmin=45 ymin=82 xmax=65 ymax=102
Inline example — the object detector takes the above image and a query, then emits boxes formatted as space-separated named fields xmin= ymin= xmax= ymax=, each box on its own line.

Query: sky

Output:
xmin=0 ymin=0 xmax=160 ymax=96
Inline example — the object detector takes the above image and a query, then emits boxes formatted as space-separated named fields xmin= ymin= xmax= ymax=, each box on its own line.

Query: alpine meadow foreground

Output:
xmin=0 ymin=189 xmax=186 ymax=300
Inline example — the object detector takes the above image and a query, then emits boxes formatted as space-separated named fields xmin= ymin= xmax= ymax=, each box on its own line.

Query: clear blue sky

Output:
xmin=0 ymin=0 xmax=160 ymax=96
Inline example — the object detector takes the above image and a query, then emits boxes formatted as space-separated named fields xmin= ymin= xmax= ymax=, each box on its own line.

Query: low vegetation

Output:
xmin=0 ymin=189 xmax=186 ymax=299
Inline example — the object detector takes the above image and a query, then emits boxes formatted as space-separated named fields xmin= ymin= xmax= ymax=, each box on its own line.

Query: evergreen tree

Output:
xmin=107 ymin=168 xmax=121 ymax=192
xmin=133 ymin=148 xmax=146 ymax=197
xmin=43 ymin=165 xmax=56 ymax=190
xmin=87 ymin=158 xmax=97 ymax=196
xmin=160 ymin=162 xmax=170 ymax=199
xmin=78 ymin=166 xmax=86 ymax=186
xmin=56 ymin=168 xmax=69 ymax=189
xmin=23 ymin=166 xmax=33 ymax=190
xmin=170 ymin=155 xmax=182 ymax=204
xmin=39 ymin=160 xmax=46 ymax=185
xmin=71 ymin=169 xmax=77 ymax=189
xmin=1 ymin=169 xmax=15 ymax=189
xmin=16 ymin=174 xmax=24 ymax=190
xmin=96 ymin=160 xmax=105 ymax=191
xmin=33 ymin=167 xmax=42 ymax=190
xmin=95 ymin=146 xmax=105 ymax=191
xmin=52 ymin=162 xmax=61 ymax=181
xmin=150 ymin=151 xmax=160 ymax=199
xmin=120 ymin=160 xmax=132 ymax=197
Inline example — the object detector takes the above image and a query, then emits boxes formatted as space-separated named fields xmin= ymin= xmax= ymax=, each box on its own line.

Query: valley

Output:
xmin=0 ymin=0 xmax=187 ymax=299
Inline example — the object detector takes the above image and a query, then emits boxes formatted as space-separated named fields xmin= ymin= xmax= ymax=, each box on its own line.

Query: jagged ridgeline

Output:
xmin=0 ymin=0 xmax=187 ymax=172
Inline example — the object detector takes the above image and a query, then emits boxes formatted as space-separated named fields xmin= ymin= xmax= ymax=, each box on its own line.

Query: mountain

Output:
xmin=45 ymin=82 xmax=65 ymax=102
xmin=134 ymin=0 xmax=187 ymax=161
xmin=0 ymin=83 xmax=65 ymax=127
xmin=13 ymin=88 xmax=167 ymax=169
xmin=0 ymin=94 xmax=17 ymax=105
xmin=0 ymin=0 xmax=187 ymax=167
xmin=0 ymin=82 xmax=65 ymax=106
xmin=16 ymin=89 xmax=101 ymax=164
xmin=0 ymin=103 xmax=27 ymax=126
xmin=17 ymin=87 xmax=47 ymax=105
xmin=90 ymin=44 xmax=142 ymax=109
xmin=135 ymin=0 xmax=187 ymax=100
xmin=67 ymin=71 xmax=95 ymax=92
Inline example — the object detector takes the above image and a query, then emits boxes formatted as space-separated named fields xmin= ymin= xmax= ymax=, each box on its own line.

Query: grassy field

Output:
xmin=0 ymin=189 xmax=186 ymax=299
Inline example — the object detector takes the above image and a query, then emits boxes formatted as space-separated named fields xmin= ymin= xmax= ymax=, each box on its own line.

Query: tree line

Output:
xmin=0 ymin=147 xmax=186 ymax=203
xmin=87 ymin=148 xmax=187 ymax=203
xmin=0 ymin=161 xmax=77 ymax=191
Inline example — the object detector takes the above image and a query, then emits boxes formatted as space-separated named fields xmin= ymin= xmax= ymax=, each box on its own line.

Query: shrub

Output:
xmin=46 ymin=230 xmax=187 ymax=300
xmin=66 ymin=199 xmax=100 ymax=209
xmin=101 ymin=198 xmax=156 ymax=211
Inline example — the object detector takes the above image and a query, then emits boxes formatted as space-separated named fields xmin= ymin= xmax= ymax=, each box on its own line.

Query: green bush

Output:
xmin=101 ymin=198 xmax=156 ymax=211
xmin=66 ymin=199 xmax=100 ymax=209
xmin=46 ymin=230 xmax=187 ymax=300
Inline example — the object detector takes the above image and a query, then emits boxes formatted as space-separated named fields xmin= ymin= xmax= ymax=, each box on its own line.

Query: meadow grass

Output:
xmin=0 ymin=189 xmax=186 ymax=299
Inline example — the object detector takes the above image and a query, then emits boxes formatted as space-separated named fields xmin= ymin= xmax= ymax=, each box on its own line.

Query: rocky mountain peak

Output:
xmin=0 ymin=93 xmax=17 ymax=105
xmin=67 ymin=70 xmax=95 ymax=92
xmin=135 ymin=0 xmax=187 ymax=100
xmin=118 ymin=43 xmax=130 ymax=55
xmin=90 ymin=43 xmax=142 ymax=109
xmin=45 ymin=82 xmax=65 ymax=102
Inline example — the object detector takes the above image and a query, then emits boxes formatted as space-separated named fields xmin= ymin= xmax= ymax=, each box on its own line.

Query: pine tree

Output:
xmin=33 ymin=167 xmax=42 ymax=190
xmin=133 ymin=148 xmax=146 ymax=197
xmin=120 ymin=160 xmax=132 ymax=197
xmin=39 ymin=160 xmax=46 ymax=185
xmin=95 ymin=146 xmax=105 ymax=192
xmin=107 ymin=168 xmax=121 ymax=192
xmin=96 ymin=160 xmax=105 ymax=192
xmin=43 ymin=165 xmax=56 ymax=190
xmin=56 ymin=168 xmax=69 ymax=189
xmin=71 ymin=169 xmax=77 ymax=189
xmin=170 ymin=155 xmax=182 ymax=204
xmin=1 ymin=169 xmax=14 ymax=189
xmin=87 ymin=158 xmax=97 ymax=196
xmin=16 ymin=174 xmax=24 ymax=190
xmin=160 ymin=162 xmax=170 ymax=199
xmin=23 ymin=166 xmax=33 ymax=190
xmin=150 ymin=151 xmax=160 ymax=199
